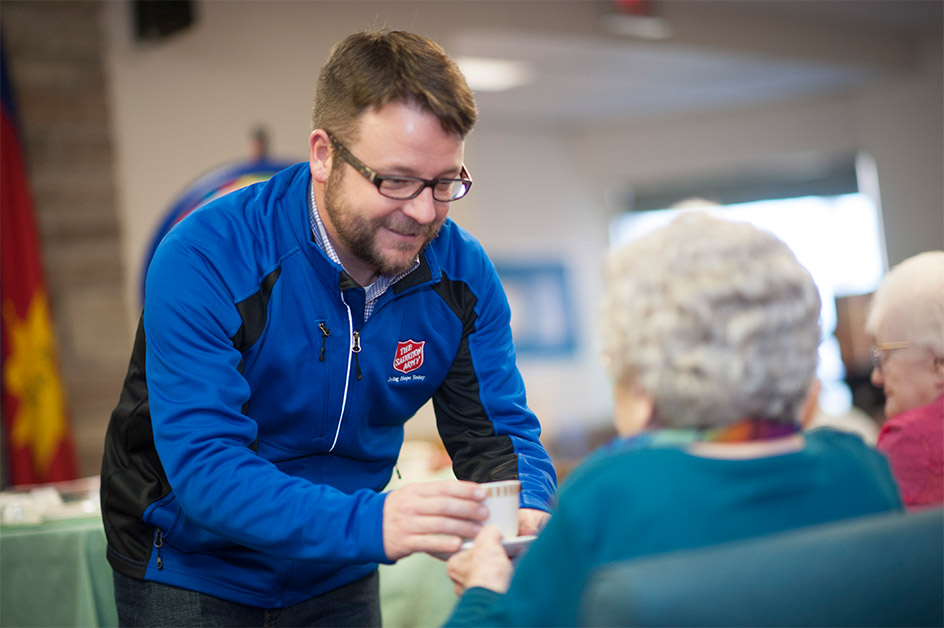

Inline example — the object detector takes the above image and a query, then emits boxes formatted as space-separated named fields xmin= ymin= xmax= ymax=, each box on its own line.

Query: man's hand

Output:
xmin=447 ymin=525 xmax=513 ymax=595
xmin=383 ymin=480 xmax=488 ymax=561
xmin=518 ymin=507 xmax=550 ymax=537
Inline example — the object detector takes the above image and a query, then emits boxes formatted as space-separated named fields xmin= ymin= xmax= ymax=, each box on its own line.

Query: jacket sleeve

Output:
xmin=143 ymin=222 xmax=389 ymax=564
xmin=431 ymin=250 xmax=557 ymax=512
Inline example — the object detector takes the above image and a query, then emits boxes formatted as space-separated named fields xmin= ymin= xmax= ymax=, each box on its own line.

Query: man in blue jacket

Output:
xmin=101 ymin=29 xmax=557 ymax=626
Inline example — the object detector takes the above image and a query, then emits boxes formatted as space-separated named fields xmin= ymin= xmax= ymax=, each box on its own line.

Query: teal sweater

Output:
xmin=445 ymin=428 xmax=902 ymax=627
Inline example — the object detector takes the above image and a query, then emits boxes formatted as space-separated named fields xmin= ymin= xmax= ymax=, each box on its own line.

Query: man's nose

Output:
xmin=402 ymin=187 xmax=439 ymax=225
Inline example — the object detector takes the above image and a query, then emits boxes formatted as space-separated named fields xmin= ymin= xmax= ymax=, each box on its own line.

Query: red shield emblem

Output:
xmin=393 ymin=339 xmax=425 ymax=374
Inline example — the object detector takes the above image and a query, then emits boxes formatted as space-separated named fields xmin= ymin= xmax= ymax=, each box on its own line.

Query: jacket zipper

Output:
xmin=352 ymin=331 xmax=362 ymax=380
xmin=154 ymin=529 xmax=164 ymax=570
xmin=318 ymin=322 xmax=331 ymax=361
xmin=328 ymin=296 xmax=357 ymax=452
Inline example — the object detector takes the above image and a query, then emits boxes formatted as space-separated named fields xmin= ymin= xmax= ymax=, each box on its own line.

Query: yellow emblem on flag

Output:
xmin=3 ymin=291 xmax=69 ymax=474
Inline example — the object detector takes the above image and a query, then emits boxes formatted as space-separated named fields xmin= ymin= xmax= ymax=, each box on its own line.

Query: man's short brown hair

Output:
xmin=312 ymin=30 xmax=477 ymax=143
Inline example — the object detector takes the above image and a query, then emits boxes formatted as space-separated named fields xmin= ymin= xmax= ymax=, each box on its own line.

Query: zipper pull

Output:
xmin=352 ymin=331 xmax=362 ymax=380
xmin=319 ymin=322 xmax=331 ymax=361
xmin=154 ymin=529 xmax=164 ymax=570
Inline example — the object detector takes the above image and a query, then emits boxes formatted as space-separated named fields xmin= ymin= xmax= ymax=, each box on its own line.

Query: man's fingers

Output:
xmin=408 ymin=532 xmax=465 ymax=555
xmin=409 ymin=514 xmax=482 ymax=539
xmin=413 ymin=495 xmax=489 ymax=520
xmin=388 ymin=501 xmax=484 ymax=538
xmin=395 ymin=481 xmax=489 ymax=520
xmin=384 ymin=480 xmax=490 ymax=561
xmin=413 ymin=479 xmax=487 ymax=500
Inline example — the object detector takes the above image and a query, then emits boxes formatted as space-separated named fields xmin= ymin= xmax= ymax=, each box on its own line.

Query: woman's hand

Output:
xmin=446 ymin=525 xmax=513 ymax=595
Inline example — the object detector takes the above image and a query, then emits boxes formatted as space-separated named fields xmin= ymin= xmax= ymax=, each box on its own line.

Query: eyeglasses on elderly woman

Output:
xmin=870 ymin=341 xmax=911 ymax=371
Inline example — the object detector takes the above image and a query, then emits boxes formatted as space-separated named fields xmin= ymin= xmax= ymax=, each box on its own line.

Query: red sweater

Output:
xmin=878 ymin=394 xmax=944 ymax=509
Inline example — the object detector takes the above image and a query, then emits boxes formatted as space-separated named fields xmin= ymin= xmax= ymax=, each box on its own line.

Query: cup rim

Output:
xmin=480 ymin=479 xmax=520 ymax=488
xmin=481 ymin=479 xmax=521 ymax=497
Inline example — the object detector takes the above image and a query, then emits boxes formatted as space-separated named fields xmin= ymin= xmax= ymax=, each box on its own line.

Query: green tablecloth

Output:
xmin=379 ymin=552 xmax=457 ymax=628
xmin=0 ymin=516 xmax=118 ymax=628
xmin=0 ymin=515 xmax=457 ymax=628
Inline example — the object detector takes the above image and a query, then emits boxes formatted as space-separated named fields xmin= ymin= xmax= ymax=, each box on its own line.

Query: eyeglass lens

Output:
xmin=378 ymin=177 xmax=469 ymax=202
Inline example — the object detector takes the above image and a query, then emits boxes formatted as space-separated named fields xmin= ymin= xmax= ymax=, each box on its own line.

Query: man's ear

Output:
xmin=309 ymin=130 xmax=332 ymax=184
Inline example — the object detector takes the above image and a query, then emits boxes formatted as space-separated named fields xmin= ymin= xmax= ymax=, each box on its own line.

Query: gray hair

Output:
xmin=602 ymin=213 xmax=822 ymax=428
xmin=865 ymin=250 xmax=944 ymax=356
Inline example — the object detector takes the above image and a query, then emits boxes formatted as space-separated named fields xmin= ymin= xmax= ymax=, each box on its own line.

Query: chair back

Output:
xmin=581 ymin=508 xmax=944 ymax=627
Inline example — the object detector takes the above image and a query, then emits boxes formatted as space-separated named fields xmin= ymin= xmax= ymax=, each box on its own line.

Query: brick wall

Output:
xmin=3 ymin=0 xmax=131 ymax=480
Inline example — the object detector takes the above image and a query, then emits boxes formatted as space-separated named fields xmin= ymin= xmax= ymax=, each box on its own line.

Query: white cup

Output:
xmin=480 ymin=479 xmax=520 ymax=539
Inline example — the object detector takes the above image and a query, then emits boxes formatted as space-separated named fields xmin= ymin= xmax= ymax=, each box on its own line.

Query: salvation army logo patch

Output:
xmin=393 ymin=339 xmax=425 ymax=374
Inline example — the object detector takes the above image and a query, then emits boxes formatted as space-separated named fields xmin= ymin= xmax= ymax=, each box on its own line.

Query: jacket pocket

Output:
xmin=144 ymin=493 xmax=237 ymax=553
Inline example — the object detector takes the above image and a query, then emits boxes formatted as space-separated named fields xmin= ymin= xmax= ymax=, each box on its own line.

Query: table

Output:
xmin=0 ymin=515 xmax=457 ymax=628
xmin=0 ymin=516 xmax=118 ymax=628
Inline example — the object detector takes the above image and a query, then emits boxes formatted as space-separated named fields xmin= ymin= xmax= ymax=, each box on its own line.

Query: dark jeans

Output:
xmin=112 ymin=569 xmax=382 ymax=627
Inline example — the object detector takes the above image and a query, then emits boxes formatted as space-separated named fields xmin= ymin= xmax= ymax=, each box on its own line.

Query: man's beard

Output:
xmin=323 ymin=169 xmax=443 ymax=277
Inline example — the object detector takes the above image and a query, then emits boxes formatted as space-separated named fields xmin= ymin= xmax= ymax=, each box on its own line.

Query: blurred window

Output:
xmin=609 ymin=153 xmax=886 ymax=416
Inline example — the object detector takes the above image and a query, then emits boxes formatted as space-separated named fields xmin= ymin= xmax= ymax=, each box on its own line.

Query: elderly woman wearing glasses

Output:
xmin=865 ymin=251 xmax=944 ymax=509
xmin=443 ymin=213 xmax=903 ymax=627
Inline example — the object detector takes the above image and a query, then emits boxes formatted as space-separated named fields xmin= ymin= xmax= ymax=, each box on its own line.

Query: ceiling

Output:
xmin=440 ymin=0 xmax=943 ymax=129
xmin=729 ymin=0 xmax=941 ymax=29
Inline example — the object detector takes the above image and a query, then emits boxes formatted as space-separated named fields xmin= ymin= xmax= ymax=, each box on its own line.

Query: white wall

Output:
xmin=102 ymin=1 xmax=617 ymax=441
xmin=853 ymin=37 xmax=944 ymax=268
xmin=463 ymin=129 xmax=614 ymax=439
xmin=101 ymin=0 xmax=942 ymax=443
xmin=572 ymin=35 xmax=944 ymax=270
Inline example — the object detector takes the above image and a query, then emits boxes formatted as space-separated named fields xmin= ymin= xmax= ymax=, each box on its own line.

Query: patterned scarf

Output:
xmin=621 ymin=417 xmax=801 ymax=451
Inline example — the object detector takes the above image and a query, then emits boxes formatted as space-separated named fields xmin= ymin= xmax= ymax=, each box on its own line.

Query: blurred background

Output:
xmin=2 ymin=0 xmax=942 ymax=483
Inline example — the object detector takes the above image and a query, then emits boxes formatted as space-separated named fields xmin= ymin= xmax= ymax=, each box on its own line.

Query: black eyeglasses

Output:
xmin=329 ymin=135 xmax=472 ymax=202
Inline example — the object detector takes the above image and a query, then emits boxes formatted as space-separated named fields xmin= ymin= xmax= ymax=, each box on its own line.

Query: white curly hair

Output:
xmin=602 ymin=212 xmax=822 ymax=429
xmin=865 ymin=250 xmax=944 ymax=356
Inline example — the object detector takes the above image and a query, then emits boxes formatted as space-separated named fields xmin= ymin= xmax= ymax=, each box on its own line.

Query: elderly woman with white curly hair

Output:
xmin=865 ymin=250 xmax=944 ymax=509
xmin=444 ymin=213 xmax=903 ymax=627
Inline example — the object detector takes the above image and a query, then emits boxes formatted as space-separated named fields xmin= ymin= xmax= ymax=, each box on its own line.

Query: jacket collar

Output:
xmin=278 ymin=162 xmax=442 ymax=295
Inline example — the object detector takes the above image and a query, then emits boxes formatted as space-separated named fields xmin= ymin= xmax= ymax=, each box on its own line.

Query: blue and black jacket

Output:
xmin=101 ymin=163 xmax=557 ymax=608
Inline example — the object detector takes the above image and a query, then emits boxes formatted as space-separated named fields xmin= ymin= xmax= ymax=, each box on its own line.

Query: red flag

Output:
xmin=1 ymin=46 xmax=78 ymax=485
